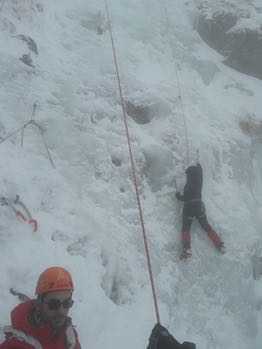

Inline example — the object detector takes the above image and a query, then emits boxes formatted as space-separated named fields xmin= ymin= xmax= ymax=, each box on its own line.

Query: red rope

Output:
xmin=104 ymin=0 xmax=160 ymax=324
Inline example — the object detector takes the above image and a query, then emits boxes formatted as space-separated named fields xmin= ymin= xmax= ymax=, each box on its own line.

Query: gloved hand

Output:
xmin=147 ymin=323 xmax=180 ymax=349
xmin=175 ymin=192 xmax=182 ymax=200
xmin=147 ymin=324 xmax=196 ymax=349
xmin=0 ymin=197 xmax=8 ymax=206
xmin=181 ymin=342 xmax=196 ymax=349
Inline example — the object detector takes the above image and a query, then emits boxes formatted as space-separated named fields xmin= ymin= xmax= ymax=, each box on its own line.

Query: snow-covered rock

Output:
xmin=195 ymin=0 xmax=262 ymax=79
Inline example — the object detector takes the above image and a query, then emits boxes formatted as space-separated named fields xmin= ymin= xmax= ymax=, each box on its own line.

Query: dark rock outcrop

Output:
xmin=19 ymin=53 xmax=34 ymax=68
xmin=125 ymin=101 xmax=153 ymax=124
xmin=16 ymin=34 xmax=38 ymax=55
xmin=196 ymin=10 xmax=262 ymax=80
xmin=224 ymin=28 xmax=262 ymax=79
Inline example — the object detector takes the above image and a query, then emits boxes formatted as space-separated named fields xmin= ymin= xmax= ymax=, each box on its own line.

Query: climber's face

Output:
xmin=40 ymin=290 xmax=73 ymax=328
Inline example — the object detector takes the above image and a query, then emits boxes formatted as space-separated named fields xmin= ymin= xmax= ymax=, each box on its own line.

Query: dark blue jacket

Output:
xmin=176 ymin=163 xmax=203 ymax=203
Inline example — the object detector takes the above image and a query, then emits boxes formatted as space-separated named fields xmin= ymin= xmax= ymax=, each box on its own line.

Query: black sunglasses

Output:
xmin=44 ymin=298 xmax=74 ymax=311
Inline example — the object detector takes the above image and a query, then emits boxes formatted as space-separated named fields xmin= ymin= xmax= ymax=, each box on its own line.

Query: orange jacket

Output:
xmin=0 ymin=301 xmax=81 ymax=349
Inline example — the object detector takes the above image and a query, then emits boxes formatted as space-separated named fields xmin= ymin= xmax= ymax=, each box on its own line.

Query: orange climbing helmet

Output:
xmin=35 ymin=266 xmax=74 ymax=295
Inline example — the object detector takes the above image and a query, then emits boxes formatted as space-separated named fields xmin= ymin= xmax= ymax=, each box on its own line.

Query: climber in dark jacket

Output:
xmin=176 ymin=163 xmax=225 ymax=259
xmin=147 ymin=323 xmax=196 ymax=349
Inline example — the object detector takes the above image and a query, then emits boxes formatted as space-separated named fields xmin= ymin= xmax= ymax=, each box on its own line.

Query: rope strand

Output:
xmin=1 ymin=104 xmax=55 ymax=169
xmin=0 ymin=0 xmax=6 ymax=13
xmin=175 ymin=65 xmax=190 ymax=167
xmin=0 ymin=121 xmax=31 ymax=145
xmin=163 ymin=3 xmax=190 ymax=167
xmin=104 ymin=0 xmax=160 ymax=324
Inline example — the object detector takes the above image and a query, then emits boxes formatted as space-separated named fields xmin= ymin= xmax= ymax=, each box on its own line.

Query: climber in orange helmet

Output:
xmin=0 ymin=266 xmax=81 ymax=349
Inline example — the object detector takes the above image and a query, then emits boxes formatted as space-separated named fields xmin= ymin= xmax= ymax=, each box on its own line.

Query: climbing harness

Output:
xmin=104 ymin=0 xmax=160 ymax=324
xmin=0 ymin=195 xmax=38 ymax=232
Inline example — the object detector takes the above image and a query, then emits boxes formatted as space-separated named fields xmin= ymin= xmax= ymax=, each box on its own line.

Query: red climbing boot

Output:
xmin=180 ymin=247 xmax=192 ymax=260
xmin=206 ymin=226 xmax=225 ymax=254
xmin=216 ymin=242 xmax=225 ymax=254
xmin=180 ymin=231 xmax=192 ymax=260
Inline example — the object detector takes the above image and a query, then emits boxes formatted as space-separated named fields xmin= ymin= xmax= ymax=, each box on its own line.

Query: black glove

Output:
xmin=0 ymin=197 xmax=8 ymax=206
xmin=147 ymin=324 xmax=196 ymax=349
xmin=147 ymin=324 xmax=181 ymax=349
xmin=181 ymin=342 xmax=196 ymax=349
xmin=175 ymin=192 xmax=182 ymax=200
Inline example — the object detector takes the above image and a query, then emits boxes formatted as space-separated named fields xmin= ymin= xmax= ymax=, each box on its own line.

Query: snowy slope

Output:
xmin=0 ymin=1 xmax=262 ymax=348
